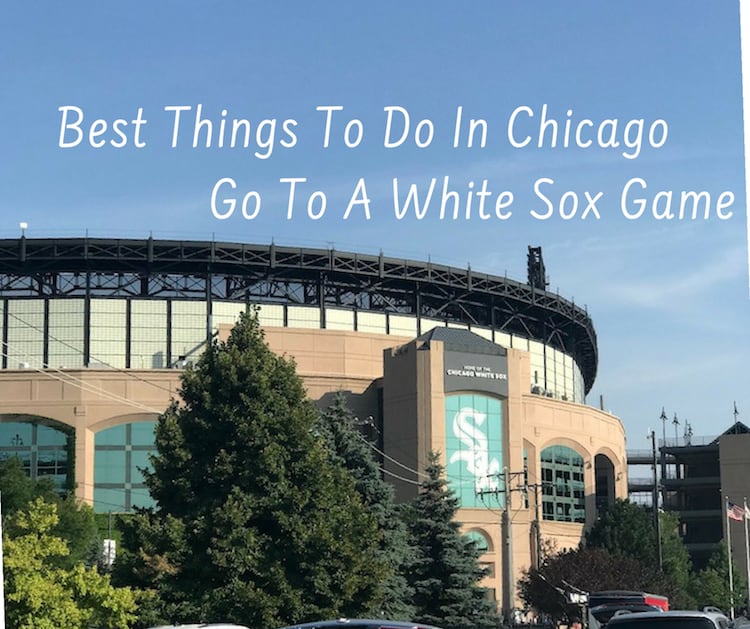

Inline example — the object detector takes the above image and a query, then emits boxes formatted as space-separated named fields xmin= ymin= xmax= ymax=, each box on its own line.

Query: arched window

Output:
xmin=540 ymin=445 xmax=585 ymax=523
xmin=0 ymin=419 xmax=72 ymax=493
xmin=94 ymin=421 xmax=156 ymax=513
xmin=465 ymin=529 xmax=492 ymax=553
xmin=594 ymin=453 xmax=615 ymax=513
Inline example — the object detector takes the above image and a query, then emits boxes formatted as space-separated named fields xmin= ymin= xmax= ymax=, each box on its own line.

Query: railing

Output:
xmin=660 ymin=435 xmax=717 ymax=447
xmin=628 ymin=476 xmax=655 ymax=485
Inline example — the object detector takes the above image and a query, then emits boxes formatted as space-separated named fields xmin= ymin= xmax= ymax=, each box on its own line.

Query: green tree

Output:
xmin=659 ymin=511 xmax=694 ymax=608
xmin=405 ymin=451 xmax=500 ymax=629
xmin=0 ymin=456 xmax=56 ymax=513
xmin=115 ymin=309 xmax=387 ymax=628
xmin=586 ymin=499 xmax=658 ymax=567
xmin=4 ymin=497 xmax=136 ymax=629
xmin=318 ymin=392 xmax=415 ymax=620
xmin=518 ymin=546 xmax=671 ymax=621
xmin=0 ymin=457 xmax=100 ymax=568
xmin=689 ymin=543 xmax=747 ymax=614
xmin=585 ymin=499 xmax=693 ymax=607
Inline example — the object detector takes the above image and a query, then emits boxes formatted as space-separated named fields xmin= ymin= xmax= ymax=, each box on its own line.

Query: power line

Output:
xmin=6 ymin=311 xmax=179 ymax=395
xmin=354 ymin=432 xmax=429 ymax=479
xmin=0 ymin=340 xmax=166 ymax=415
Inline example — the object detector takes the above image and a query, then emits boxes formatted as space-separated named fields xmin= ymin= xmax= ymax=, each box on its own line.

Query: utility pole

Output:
xmin=477 ymin=466 xmax=528 ymax=623
xmin=649 ymin=429 xmax=663 ymax=570
xmin=659 ymin=408 xmax=668 ymax=510
xmin=502 ymin=468 xmax=514 ymax=624
xmin=530 ymin=482 xmax=542 ymax=570
xmin=521 ymin=466 xmax=547 ymax=571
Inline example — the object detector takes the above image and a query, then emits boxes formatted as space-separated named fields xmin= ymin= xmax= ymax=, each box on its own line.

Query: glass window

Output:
xmin=0 ymin=420 xmax=71 ymax=493
xmin=465 ymin=530 xmax=491 ymax=553
xmin=94 ymin=487 xmax=127 ymax=513
xmin=130 ymin=422 xmax=156 ymax=446
xmin=129 ymin=487 xmax=156 ymax=510
xmin=130 ymin=450 xmax=153 ymax=484
xmin=94 ymin=421 xmax=157 ymax=513
xmin=540 ymin=444 xmax=586 ymax=523
xmin=96 ymin=425 xmax=126 ymax=446
xmin=95 ymin=451 xmax=127 ymax=484
xmin=0 ymin=422 xmax=34 ymax=447
xmin=37 ymin=424 xmax=68 ymax=447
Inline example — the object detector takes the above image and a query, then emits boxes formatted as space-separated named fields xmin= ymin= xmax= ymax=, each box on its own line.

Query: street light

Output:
xmin=659 ymin=408 xmax=668 ymax=510
xmin=19 ymin=222 xmax=28 ymax=237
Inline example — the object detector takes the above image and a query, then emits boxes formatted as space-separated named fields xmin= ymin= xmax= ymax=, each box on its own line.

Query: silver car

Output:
xmin=607 ymin=610 xmax=730 ymax=629
xmin=278 ymin=619 xmax=444 ymax=629
xmin=147 ymin=624 xmax=251 ymax=629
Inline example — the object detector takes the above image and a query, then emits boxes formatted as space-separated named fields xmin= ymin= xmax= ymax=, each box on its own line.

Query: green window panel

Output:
xmin=540 ymin=444 xmax=586 ymax=523
xmin=445 ymin=394 xmax=504 ymax=509
xmin=0 ymin=421 xmax=71 ymax=493
xmin=94 ymin=421 xmax=157 ymax=513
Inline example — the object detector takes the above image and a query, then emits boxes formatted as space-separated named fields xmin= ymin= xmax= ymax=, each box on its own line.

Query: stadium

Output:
xmin=0 ymin=235 xmax=627 ymax=611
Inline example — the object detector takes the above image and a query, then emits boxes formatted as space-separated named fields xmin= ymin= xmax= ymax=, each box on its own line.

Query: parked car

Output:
xmin=606 ymin=610 xmax=730 ymax=629
xmin=277 ymin=619 xmax=444 ymax=629
xmin=590 ymin=602 xmax=664 ymax=627
xmin=146 ymin=624 xmax=251 ymax=629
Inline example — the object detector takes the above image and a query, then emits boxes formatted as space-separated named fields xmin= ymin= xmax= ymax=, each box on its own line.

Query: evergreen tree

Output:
xmin=115 ymin=309 xmax=387 ymax=628
xmin=318 ymin=392 xmax=415 ymax=620
xmin=405 ymin=451 xmax=500 ymax=629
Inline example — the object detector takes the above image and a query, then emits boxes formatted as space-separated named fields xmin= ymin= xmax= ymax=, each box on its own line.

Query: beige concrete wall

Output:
xmin=0 ymin=369 xmax=180 ymax=504
xmin=0 ymin=327 xmax=405 ymax=508
xmin=381 ymin=339 xmax=627 ymax=611
xmin=382 ymin=340 xmax=426 ymax=501
xmin=0 ymin=323 xmax=626 ymax=614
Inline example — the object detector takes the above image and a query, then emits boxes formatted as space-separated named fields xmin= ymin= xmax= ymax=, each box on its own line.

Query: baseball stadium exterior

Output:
xmin=0 ymin=236 xmax=626 ymax=611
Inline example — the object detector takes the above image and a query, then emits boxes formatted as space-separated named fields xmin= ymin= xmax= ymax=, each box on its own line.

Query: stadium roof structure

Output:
xmin=0 ymin=237 xmax=598 ymax=393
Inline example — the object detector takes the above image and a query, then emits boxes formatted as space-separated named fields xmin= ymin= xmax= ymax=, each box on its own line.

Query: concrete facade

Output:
xmin=0 ymin=368 xmax=179 ymax=504
xmin=0 ymin=322 xmax=627 ymax=612
xmin=380 ymin=333 xmax=627 ymax=610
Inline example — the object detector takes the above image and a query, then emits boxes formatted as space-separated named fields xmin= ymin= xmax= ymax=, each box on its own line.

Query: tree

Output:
xmin=4 ymin=497 xmax=136 ymax=629
xmin=405 ymin=451 xmax=500 ymax=629
xmin=518 ymin=546 xmax=671 ymax=621
xmin=659 ymin=511 xmax=694 ymax=609
xmin=585 ymin=499 xmax=693 ymax=607
xmin=0 ymin=457 xmax=100 ymax=568
xmin=585 ymin=499 xmax=658 ymax=567
xmin=0 ymin=456 xmax=57 ymax=513
xmin=115 ymin=309 xmax=387 ymax=628
xmin=318 ymin=392 xmax=415 ymax=620
xmin=689 ymin=543 xmax=747 ymax=613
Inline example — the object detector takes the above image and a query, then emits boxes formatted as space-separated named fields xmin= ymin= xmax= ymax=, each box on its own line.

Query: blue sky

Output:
xmin=1 ymin=1 xmax=748 ymax=449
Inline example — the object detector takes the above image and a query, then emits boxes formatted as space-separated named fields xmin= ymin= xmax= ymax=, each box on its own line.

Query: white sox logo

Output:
xmin=449 ymin=406 xmax=500 ymax=492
